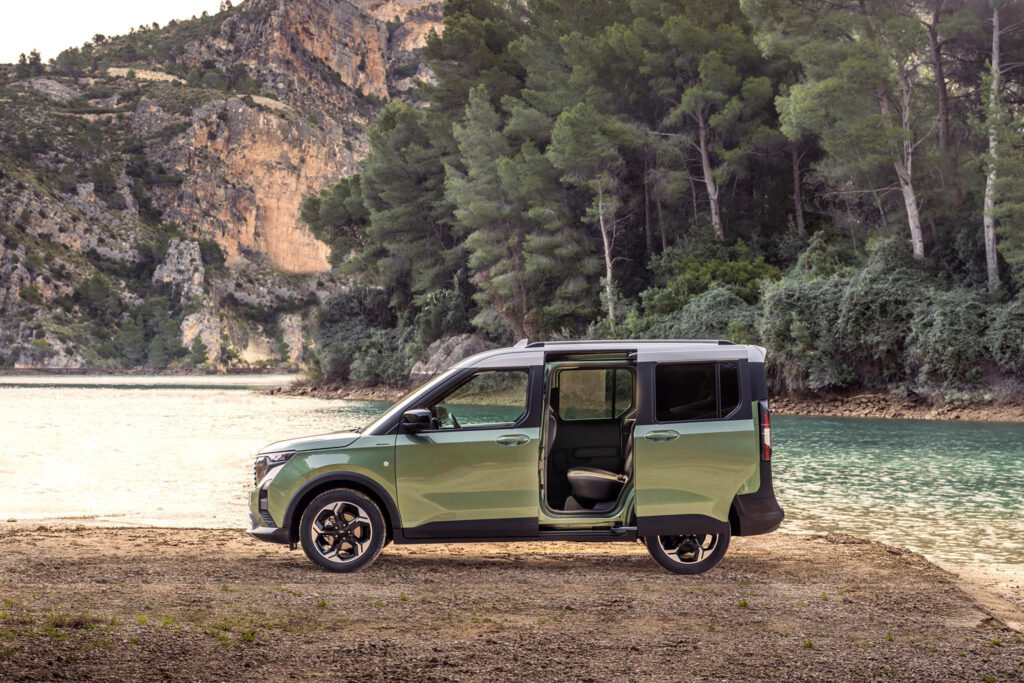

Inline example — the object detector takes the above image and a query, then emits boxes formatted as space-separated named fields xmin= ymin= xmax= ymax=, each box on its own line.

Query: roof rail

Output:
xmin=526 ymin=339 xmax=734 ymax=348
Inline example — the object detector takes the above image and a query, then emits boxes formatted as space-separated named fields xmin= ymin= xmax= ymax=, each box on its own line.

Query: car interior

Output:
xmin=543 ymin=364 xmax=636 ymax=513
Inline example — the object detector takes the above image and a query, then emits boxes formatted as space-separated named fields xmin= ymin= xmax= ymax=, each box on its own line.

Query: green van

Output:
xmin=248 ymin=340 xmax=783 ymax=574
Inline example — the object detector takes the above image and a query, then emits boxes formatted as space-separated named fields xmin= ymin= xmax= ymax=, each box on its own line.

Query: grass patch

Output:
xmin=801 ymin=640 xmax=813 ymax=649
xmin=737 ymin=599 xmax=749 ymax=608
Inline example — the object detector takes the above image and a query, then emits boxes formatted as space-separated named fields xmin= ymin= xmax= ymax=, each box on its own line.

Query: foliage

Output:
xmin=648 ymin=285 xmax=758 ymax=342
xmin=908 ymin=289 xmax=988 ymax=386
xmin=985 ymin=294 xmax=1024 ymax=375
xmin=643 ymin=240 xmax=781 ymax=314
xmin=316 ymin=288 xmax=413 ymax=384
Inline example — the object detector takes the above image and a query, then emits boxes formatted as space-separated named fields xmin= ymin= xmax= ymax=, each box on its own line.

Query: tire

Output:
xmin=299 ymin=489 xmax=386 ymax=573
xmin=644 ymin=528 xmax=731 ymax=575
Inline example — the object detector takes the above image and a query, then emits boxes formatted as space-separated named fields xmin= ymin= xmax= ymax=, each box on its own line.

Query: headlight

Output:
xmin=253 ymin=451 xmax=295 ymax=487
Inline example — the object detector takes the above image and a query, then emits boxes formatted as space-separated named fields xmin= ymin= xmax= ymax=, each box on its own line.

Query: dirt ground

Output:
xmin=0 ymin=528 xmax=1022 ymax=682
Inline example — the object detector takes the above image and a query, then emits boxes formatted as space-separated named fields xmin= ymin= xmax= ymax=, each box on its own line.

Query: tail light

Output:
xmin=759 ymin=400 xmax=772 ymax=462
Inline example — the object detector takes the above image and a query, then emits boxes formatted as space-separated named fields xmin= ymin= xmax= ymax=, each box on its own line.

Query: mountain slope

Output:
xmin=0 ymin=0 xmax=442 ymax=369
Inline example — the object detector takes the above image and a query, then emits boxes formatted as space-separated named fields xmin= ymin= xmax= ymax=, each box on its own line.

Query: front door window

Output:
xmin=433 ymin=369 xmax=529 ymax=429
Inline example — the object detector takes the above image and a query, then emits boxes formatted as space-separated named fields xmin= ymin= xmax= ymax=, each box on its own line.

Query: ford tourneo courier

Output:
xmin=248 ymin=340 xmax=783 ymax=574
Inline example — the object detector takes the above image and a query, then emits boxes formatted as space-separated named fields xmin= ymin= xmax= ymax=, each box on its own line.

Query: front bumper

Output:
xmin=246 ymin=514 xmax=291 ymax=544
xmin=732 ymin=461 xmax=785 ymax=536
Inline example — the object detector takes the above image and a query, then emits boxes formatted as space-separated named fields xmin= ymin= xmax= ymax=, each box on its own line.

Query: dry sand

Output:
xmin=0 ymin=526 xmax=1022 ymax=681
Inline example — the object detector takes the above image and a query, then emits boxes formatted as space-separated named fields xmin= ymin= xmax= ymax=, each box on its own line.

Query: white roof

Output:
xmin=457 ymin=340 xmax=766 ymax=368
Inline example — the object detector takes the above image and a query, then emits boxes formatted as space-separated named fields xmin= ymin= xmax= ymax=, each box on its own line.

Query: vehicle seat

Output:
xmin=566 ymin=424 xmax=634 ymax=506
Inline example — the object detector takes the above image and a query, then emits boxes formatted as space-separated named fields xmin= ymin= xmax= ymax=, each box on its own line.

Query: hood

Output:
xmin=258 ymin=432 xmax=362 ymax=454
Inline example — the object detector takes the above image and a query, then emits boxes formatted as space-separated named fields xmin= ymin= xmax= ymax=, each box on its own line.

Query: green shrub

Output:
xmin=908 ymin=289 xmax=988 ymax=385
xmin=758 ymin=274 xmax=851 ymax=392
xmin=836 ymin=239 xmax=934 ymax=385
xmin=649 ymin=285 xmax=758 ymax=342
xmin=414 ymin=287 xmax=471 ymax=345
xmin=986 ymin=293 xmax=1024 ymax=374
xmin=642 ymin=240 xmax=780 ymax=314
xmin=317 ymin=288 xmax=404 ymax=382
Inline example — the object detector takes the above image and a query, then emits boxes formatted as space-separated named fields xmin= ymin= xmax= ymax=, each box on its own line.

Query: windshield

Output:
xmin=361 ymin=367 xmax=462 ymax=435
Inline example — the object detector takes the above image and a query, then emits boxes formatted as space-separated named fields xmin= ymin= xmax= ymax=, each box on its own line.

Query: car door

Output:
xmin=633 ymin=348 xmax=759 ymax=535
xmin=395 ymin=366 xmax=542 ymax=538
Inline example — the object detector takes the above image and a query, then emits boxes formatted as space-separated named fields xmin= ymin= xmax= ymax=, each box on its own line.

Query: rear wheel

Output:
xmin=644 ymin=528 xmax=730 ymax=575
xmin=299 ymin=489 xmax=385 ymax=573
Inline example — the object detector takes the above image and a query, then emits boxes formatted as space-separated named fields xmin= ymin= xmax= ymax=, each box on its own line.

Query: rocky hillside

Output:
xmin=0 ymin=0 xmax=442 ymax=369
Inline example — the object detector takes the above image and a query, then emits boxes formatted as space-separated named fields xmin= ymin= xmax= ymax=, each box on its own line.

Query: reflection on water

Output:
xmin=0 ymin=376 xmax=1021 ymax=565
xmin=0 ymin=375 xmax=388 ymax=528
xmin=773 ymin=416 xmax=1024 ymax=565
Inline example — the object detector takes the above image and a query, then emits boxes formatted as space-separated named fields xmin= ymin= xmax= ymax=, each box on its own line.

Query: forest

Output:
xmin=301 ymin=0 xmax=1024 ymax=398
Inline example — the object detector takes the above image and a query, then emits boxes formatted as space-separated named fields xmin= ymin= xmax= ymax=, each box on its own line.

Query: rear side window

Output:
xmin=655 ymin=362 xmax=741 ymax=422
xmin=557 ymin=367 xmax=633 ymax=421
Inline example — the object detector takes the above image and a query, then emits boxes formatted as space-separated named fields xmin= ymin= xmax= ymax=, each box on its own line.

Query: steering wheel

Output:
xmin=434 ymin=405 xmax=461 ymax=429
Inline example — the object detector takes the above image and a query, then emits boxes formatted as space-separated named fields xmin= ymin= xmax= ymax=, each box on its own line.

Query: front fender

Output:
xmin=279 ymin=470 xmax=402 ymax=536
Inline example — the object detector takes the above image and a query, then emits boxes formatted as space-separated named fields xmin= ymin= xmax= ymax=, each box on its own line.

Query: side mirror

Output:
xmin=401 ymin=408 xmax=433 ymax=433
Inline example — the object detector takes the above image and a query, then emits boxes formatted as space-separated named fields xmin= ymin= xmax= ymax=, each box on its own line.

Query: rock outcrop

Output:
xmin=408 ymin=334 xmax=495 ymax=383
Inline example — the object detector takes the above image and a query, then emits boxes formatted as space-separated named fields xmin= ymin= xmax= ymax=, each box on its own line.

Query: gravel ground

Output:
xmin=0 ymin=527 xmax=1022 ymax=681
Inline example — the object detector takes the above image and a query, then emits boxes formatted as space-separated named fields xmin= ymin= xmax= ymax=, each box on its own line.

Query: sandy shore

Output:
xmin=0 ymin=526 xmax=1021 ymax=681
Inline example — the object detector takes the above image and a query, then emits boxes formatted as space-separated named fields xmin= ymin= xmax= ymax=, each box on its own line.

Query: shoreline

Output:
xmin=6 ymin=369 xmax=1023 ymax=422
xmin=276 ymin=381 xmax=1024 ymax=423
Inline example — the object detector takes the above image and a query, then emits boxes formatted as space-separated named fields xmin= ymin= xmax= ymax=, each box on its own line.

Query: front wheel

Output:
xmin=644 ymin=528 xmax=730 ymax=575
xmin=299 ymin=489 xmax=385 ymax=573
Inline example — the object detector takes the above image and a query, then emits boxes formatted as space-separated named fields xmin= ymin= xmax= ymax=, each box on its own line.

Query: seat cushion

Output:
xmin=567 ymin=467 xmax=623 ymax=504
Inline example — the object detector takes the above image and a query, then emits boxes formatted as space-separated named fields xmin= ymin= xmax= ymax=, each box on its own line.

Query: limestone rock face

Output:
xmin=408 ymin=334 xmax=495 ymax=383
xmin=159 ymin=97 xmax=345 ymax=273
xmin=20 ymin=78 xmax=81 ymax=103
xmin=153 ymin=239 xmax=205 ymax=300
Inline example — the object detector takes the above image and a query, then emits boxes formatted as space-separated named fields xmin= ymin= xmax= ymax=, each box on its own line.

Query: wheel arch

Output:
xmin=285 ymin=473 xmax=401 ymax=545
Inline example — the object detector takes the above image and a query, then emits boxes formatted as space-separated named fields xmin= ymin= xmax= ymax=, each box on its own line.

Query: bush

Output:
xmin=758 ymin=273 xmax=851 ymax=392
xmin=648 ymin=285 xmax=758 ymax=342
xmin=986 ymin=293 xmax=1024 ymax=375
xmin=836 ymin=239 xmax=934 ymax=385
xmin=317 ymin=287 xmax=407 ymax=383
xmin=196 ymin=238 xmax=226 ymax=269
xmin=908 ymin=289 xmax=988 ymax=386
xmin=414 ymin=287 xmax=471 ymax=345
xmin=642 ymin=240 xmax=780 ymax=314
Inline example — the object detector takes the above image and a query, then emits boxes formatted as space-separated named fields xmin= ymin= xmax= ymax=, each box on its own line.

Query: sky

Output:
xmin=0 ymin=0 xmax=225 ymax=64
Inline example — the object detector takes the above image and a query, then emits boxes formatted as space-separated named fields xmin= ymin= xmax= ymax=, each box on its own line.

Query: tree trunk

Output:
xmin=791 ymin=143 xmax=805 ymax=236
xmin=643 ymin=156 xmax=654 ymax=257
xmin=696 ymin=109 xmax=724 ymax=241
xmin=882 ymin=74 xmax=926 ymax=260
xmin=927 ymin=1 xmax=962 ymax=204
xmin=984 ymin=4 xmax=1002 ymax=291
xmin=597 ymin=190 xmax=616 ymax=331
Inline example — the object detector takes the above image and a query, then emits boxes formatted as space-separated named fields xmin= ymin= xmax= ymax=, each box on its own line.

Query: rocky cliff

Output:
xmin=0 ymin=0 xmax=443 ymax=369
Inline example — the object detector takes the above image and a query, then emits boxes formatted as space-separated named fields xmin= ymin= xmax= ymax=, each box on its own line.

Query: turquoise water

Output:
xmin=0 ymin=376 xmax=1020 ymax=565
xmin=772 ymin=416 xmax=1024 ymax=565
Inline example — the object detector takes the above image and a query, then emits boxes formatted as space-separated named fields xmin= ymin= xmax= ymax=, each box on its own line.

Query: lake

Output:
xmin=0 ymin=375 xmax=1021 ymax=566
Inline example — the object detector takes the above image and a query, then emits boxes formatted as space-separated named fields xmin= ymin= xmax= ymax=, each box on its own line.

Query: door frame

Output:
xmin=633 ymin=353 xmax=757 ymax=537
xmin=392 ymin=364 xmax=545 ymax=538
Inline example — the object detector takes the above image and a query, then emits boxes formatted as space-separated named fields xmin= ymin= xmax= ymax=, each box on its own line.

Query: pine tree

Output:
xmin=359 ymin=102 xmax=460 ymax=309
xmin=548 ymin=102 xmax=639 ymax=330
xmin=190 ymin=335 xmax=209 ymax=366
xmin=744 ymin=0 xmax=934 ymax=260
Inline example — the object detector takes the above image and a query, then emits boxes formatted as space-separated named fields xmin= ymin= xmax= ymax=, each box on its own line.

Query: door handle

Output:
xmin=496 ymin=434 xmax=530 ymax=446
xmin=644 ymin=430 xmax=680 ymax=442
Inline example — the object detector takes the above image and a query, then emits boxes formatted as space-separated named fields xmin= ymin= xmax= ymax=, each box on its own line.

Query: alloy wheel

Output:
xmin=657 ymin=533 xmax=719 ymax=565
xmin=309 ymin=501 xmax=373 ymax=564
